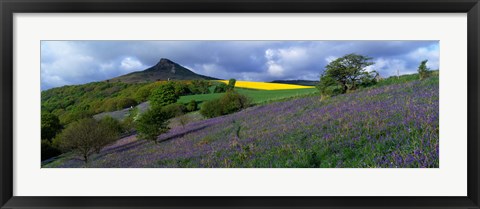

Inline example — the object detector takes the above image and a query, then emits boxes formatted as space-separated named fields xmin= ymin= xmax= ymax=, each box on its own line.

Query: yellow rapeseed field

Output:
xmin=219 ymin=80 xmax=315 ymax=90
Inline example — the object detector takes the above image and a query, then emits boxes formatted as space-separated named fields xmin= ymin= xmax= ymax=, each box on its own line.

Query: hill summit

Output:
xmin=109 ymin=58 xmax=219 ymax=83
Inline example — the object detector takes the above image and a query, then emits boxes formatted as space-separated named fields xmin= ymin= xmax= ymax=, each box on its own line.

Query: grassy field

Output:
xmin=178 ymin=87 xmax=318 ymax=104
xmin=219 ymin=80 xmax=316 ymax=90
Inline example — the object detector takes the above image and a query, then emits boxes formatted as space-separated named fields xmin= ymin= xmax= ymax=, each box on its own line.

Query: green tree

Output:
xmin=418 ymin=59 xmax=430 ymax=80
xmin=322 ymin=53 xmax=376 ymax=94
xmin=316 ymin=74 xmax=343 ymax=99
xmin=135 ymin=83 xmax=161 ymax=102
xmin=149 ymin=82 xmax=179 ymax=108
xmin=173 ymin=82 xmax=191 ymax=96
xmin=190 ymin=80 xmax=211 ymax=94
xmin=227 ymin=78 xmax=236 ymax=91
xmin=56 ymin=118 xmax=118 ymax=164
xmin=136 ymin=106 xmax=170 ymax=144
xmin=162 ymin=103 xmax=187 ymax=118
xmin=41 ymin=139 xmax=62 ymax=161
xmin=41 ymin=112 xmax=63 ymax=141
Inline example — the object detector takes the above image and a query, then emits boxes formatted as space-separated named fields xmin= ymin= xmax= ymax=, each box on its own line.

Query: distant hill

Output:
xmin=270 ymin=80 xmax=318 ymax=86
xmin=109 ymin=58 xmax=220 ymax=83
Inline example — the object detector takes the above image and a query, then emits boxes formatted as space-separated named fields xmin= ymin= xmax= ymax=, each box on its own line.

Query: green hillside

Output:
xmin=44 ymin=73 xmax=439 ymax=168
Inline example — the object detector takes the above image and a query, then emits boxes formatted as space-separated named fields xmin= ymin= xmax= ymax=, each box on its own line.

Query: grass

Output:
xmin=374 ymin=70 xmax=438 ymax=88
xmin=178 ymin=88 xmax=318 ymax=105
xmin=219 ymin=80 xmax=316 ymax=90
xmin=44 ymin=74 xmax=439 ymax=168
xmin=178 ymin=92 xmax=225 ymax=104
xmin=235 ymin=88 xmax=318 ymax=104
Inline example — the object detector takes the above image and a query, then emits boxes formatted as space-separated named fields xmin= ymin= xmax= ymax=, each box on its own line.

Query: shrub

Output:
xmin=178 ymin=114 xmax=190 ymax=128
xmin=359 ymin=72 xmax=378 ymax=88
xmin=189 ymin=80 xmax=211 ymax=94
xmin=41 ymin=139 xmax=62 ymax=161
xmin=56 ymin=118 xmax=119 ymax=164
xmin=100 ymin=97 xmax=137 ymax=112
xmin=220 ymin=91 xmax=251 ymax=114
xmin=317 ymin=75 xmax=343 ymax=99
xmin=213 ymin=83 xmax=228 ymax=93
xmin=136 ymin=106 xmax=169 ymax=143
xmin=115 ymin=97 xmax=138 ymax=109
xmin=135 ymin=83 xmax=161 ymax=102
xmin=41 ymin=112 xmax=63 ymax=141
xmin=59 ymin=110 xmax=92 ymax=125
xmin=200 ymin=99 xmax=223 ymax=118
xmin=186 ymin=100 xmax=198 ymax=112
xmin=149 ymin=82 xmax=179 ymax=108
xmin=173 ymin=82 xmax=192 ymax=96
xmin=101 ymin=98 xmax=119 ymax=112
xmin=121 ymin=107 xmax=139 ymax=133
xmin=162 ymin=103 xmax=187 ymax=118
xmin=99 ymin=116 xmax=123 ymax=135
xmin=200 ymin=91 xmax=251 ymax=118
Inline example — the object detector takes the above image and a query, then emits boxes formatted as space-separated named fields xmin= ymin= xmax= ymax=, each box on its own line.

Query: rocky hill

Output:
xmin=109 ymin=58 xmax=219 ymax=83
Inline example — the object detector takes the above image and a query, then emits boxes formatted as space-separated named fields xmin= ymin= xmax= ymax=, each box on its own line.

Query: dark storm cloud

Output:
xmin=41 ymin=40 xmax=439 ymax=90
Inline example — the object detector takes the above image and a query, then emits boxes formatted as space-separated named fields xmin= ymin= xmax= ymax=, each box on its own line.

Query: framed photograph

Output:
xmin=1 ymin=0 xmax=479 ymax=208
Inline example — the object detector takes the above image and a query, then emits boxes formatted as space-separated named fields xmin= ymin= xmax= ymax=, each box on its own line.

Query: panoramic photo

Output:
xmin=41 ymin=40 xmax=439 ymax=168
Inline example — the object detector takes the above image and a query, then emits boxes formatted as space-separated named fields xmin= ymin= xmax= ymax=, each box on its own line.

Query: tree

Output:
xmin=317 ymin=74 xmax=343 ymax=99
xmin=321 ymin=53 xmax=376 ymax=94
xmin=56 ymin=118 xmax=119 ymax=164
xmin=41 ymin=112 xmax=63 ymax=141
xmin=41 ymin=139 xmax=62 ymax=161
xmin=189 ymin=80 xmax=211 ymax=94
xmin=214 ymin=83 xmax=228 ymax=93
xmin=227 ymin=78 xmax=236 ymax=91
xmin=136 ymin=106 xmax=170 ymax=144
xmin=173 ymin=82 xmax=192 ymax=96
xmin=149 ymin=82 xmax=179 ymax=108
xmin=418 ymin=59 xmax=430 ymax=80
xmin=135 ymin=82 xmax=161 ymax=102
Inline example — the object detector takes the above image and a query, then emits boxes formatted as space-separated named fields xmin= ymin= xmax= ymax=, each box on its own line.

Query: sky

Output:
xmin=41 ymin=40 xmax=439 ymax=90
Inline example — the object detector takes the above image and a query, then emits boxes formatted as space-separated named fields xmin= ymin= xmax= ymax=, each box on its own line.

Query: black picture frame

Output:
xmin=1 ymin=0 xmax=479 ymax=208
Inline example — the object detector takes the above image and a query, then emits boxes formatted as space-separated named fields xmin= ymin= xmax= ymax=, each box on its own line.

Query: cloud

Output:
xmin=120 ymin=57 xmax=147 ymax=72
xmin=407 ymin=45 xmax=440 ymax=70
xmin=263 ymin=47 xmax=318 ymax=79
xmin=266 ymin=61 xmax=285 ymax=77
xmin=325 ymin=56 xmax=338 ymax=63
xmin=368 ymin=58 xmax=411 ymax=76
xmin=41 ymin=40 xmax=439 ymax=90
